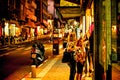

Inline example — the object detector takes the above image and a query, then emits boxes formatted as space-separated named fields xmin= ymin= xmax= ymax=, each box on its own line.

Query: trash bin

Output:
xmin=53 ymin=38 xmax=59 ymax=55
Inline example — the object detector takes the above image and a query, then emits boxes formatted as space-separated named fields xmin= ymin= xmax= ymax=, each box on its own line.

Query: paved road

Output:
xmin=0 ymin=35 xmax=53 ymax=80
xmin=0 ymin=45 xmax=32 ymax=80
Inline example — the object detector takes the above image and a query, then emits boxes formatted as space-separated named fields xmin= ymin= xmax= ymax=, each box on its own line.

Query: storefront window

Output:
xmin=111 ymin=0 xmax=117 ymax=62
xmin=5 ymin=22 xmax=9 ymax=36
xmin=15 ymin=27 xmax=21 ymax=36
xmin=118 ymin=2 xmax=120 ymax=13
xmin=10 ymin=24 xmax=16 ymax=36
xmin=99 ymin=0 xmax=107 ymax=67
xmin=117 ymin=1 xmax=120 ymax=61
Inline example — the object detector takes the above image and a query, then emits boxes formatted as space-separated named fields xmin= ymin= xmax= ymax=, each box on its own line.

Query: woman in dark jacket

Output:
xmin=67 ymin=42 xmax=76 ymax=80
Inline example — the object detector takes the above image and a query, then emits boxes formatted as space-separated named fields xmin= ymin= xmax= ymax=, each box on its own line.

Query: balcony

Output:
xmin=26 ymin=9 xmax=36 ymax=21
xmin=42 ymin=0 xmax=48 ymax=6
xmin=28 ymin=1 xmax=37 ymax=9
xmin=27 ymin=14 xmax=37 ymax=21
xmin=43 ymin=9 xmax=50 ymax=18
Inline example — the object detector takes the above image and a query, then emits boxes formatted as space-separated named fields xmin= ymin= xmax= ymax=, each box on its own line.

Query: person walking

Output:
xmin=76 ymin=47 xmax=86 ymax=80
xmin=75 ymin=37 xmax=86 ymax=80
xmin=66 ymin=42 xmax=76 ymax=80
xmin=89 ymin=22 xmax=94 ymax=73
xmin=67 ymin=29 xmax=76 ymax=43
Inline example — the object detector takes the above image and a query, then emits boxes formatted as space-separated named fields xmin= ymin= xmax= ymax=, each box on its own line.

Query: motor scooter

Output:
xmin=31 ymin=44 xmax=44 ymax=66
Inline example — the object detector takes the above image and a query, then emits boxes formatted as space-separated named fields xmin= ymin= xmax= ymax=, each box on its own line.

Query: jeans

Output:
xmin=69 ymin=62 xmax=76 ymax=80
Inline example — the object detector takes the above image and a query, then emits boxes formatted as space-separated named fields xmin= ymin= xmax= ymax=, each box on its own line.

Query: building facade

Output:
xmin=79 ymin=0 xmax=119 ymax=80
xmin=0 ymin=0 xmax=53 ymax=45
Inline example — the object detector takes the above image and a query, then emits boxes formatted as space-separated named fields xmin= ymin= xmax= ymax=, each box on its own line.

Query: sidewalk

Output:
xmin=112 ymin=62 xmax=120 ymax=80
xmin=0 ymin=39 xmax=31 ymax=49
xmin=112 ymin=62 xmax=120 ymax=71
xmin=0 ymin=40 xmax=32 ymax=54
xmin=21 ymin=47 xmax=92 ymax=80
xmin=21 ymin=45 xmax=70 ymax=80
xmin=22 ymin=55 xmax=70 ymax=80
xmin=0 ymin=34 xmax=51 ymax=49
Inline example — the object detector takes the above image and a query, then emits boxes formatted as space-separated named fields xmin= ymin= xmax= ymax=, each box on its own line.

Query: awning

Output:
xmin=56 ymin=6 xmax=81 ymax=18
xmin=24 ymin=21 xmax=36 ymax=28
xmin=9 ymin=20 xmax=20 ymax=28
xmin=35 ymin=22 xmax=47 ymax=28
xmin=41 ymin=22 xmax=47 ymax=28
xmin=65 ymin=0 xmax=80 ymax=5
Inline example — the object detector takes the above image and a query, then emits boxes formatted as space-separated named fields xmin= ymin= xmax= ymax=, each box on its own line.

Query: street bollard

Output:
xmin=31 ymin=65 xmax=36 ymax=78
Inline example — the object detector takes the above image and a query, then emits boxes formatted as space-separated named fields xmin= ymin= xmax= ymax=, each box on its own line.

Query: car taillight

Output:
xmin=31 ymin=48 xmax=36 ymax=53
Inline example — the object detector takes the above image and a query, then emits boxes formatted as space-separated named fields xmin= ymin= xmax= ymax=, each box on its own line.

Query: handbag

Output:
xmin=62 ymin=49 xmax=71 ymax=63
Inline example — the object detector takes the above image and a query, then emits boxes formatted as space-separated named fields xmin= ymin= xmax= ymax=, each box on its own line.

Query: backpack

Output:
xmin=62 ymin=48 xmax=76 ymax=63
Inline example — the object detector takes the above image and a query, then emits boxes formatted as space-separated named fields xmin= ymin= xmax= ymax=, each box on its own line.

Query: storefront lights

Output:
xmin=5 ymin=22 xmax=9 ymax=36
xmin=74 ymin=21 xmax=77 ymax=25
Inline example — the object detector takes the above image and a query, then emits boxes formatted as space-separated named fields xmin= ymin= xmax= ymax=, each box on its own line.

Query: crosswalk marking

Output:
xmin=16 ymin=47 xmax=24 ymax=51
xmin=24 ymin=47 xmax=32 ymax=50
xmin=0 ymin=52 xmax=11 ymax=57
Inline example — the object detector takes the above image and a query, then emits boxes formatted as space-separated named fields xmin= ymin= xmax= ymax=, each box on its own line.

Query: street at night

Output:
xmin=0 ymin=35 xmax=53 ymax=80
xmin=0 ymin=35 xmax=120 ymax=80
xmin=0 ymin=0 xmax=120 ymax=80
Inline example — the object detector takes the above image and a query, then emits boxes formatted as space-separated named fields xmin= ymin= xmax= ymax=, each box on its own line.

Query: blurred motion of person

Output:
xmin=89 ymin=22 xmax=94 ymax=72
xmin=0 ymin=36 xmax=4 ymax=45
xmin=66 ymin=42 xmax=76 ymax=80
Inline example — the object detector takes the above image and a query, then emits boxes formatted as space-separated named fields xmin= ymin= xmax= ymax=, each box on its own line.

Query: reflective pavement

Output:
xmin=22 ymin=44 xmax=92 ymax=80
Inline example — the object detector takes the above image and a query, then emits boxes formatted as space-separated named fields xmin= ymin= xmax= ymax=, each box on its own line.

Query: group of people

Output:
xmin=63 ymin=28 xmax=94 ymax=80
xmin=65 ymin=39 xmax=86 ymax=80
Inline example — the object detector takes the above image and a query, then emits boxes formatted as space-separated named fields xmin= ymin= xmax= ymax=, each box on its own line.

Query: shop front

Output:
xmin=0 ymin=20 xmax=21 ymax=44
xmin=84 ymin=1 xmax=95 ymax=79
xmin=94 ymin=0 xmax=113 ymax=80
xmin=0 ymin=25 xmax=2 ymax=37
xmin=117 ymin=1 xmax=120 ymax=62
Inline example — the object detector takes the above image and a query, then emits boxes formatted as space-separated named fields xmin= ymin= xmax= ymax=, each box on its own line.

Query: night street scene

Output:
xmin=0 ymin=0 xmax=120 ymax=80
